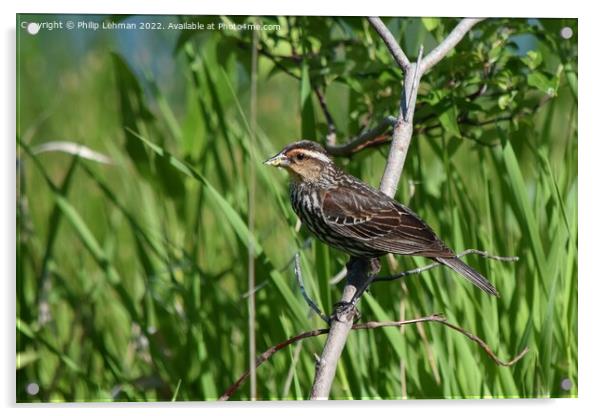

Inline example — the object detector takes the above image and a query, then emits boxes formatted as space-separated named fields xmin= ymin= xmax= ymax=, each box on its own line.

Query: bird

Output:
xmin=264 ymin=140 xmax=499 ymax=303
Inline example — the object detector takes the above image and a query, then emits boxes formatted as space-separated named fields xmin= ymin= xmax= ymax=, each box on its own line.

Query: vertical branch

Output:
xmin=247 ymin=23 xmax=259 ymax=400
xmin=379 ymin=56 xmax=421 ymax=197
xmin=309 ymin=17 xmax=485 ymax=400
xmin=309 ymin=259 xmax=374 ymax=399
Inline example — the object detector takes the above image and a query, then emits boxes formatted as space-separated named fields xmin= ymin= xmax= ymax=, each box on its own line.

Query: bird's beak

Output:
xmin=264 ymin=152 xmax=289 ymax=167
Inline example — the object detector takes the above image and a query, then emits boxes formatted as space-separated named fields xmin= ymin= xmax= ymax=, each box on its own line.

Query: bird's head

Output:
xmin=264 ymin=140 xmax=333 ymax=182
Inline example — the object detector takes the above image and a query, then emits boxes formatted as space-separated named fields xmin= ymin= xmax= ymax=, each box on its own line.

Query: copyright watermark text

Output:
xmin=20 ymin=18 xmax=281 ymax=35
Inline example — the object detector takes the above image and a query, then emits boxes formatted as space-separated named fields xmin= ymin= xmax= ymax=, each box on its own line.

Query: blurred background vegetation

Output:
xmin=16 ymin=15 xmax=577 ymax=401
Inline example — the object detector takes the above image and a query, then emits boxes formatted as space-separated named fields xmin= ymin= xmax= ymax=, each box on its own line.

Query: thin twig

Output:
xmin=325 ymin=116 xmax=396 ymax=156
xmin=403 ymin=45 xmax=423 ymax=122
xmin=420 ymin=18 xmax=485 ymax=74
xmin=437 ymin=320 xmax=529 ymax=367
xmin=374 ymin=249 xmax=519 ymax=283
xmin=327 ymin=91 xmax=547 ymax=157
xmin=314 ymin=87 xmax=337 ymax=146
xmin=219 ymin=327 xmax=329 ymax=401
xmin=367 ymin=17 xmax=411 ymax=71
xmin=294 ymin=254 xmax=330 ymax=324
xmin=240 ymin=41 xmax=301 ymax=80
xmin=219 ymin=313 xmax=529 ymax=400
xmin=374 ymin=262 xmax=440 ymax=282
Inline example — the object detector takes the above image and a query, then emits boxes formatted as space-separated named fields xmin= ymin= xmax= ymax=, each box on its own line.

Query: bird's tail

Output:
xmin=436 ymin=256 xmax=500 ymax=297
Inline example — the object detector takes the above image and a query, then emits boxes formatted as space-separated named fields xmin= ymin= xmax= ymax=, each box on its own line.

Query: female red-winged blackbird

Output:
xmin=265 ymin=140 xmax=499 ymax=298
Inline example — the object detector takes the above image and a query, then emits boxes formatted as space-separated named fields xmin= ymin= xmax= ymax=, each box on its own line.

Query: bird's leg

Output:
xmin=348 ymin=257 xmax=381 ymax=304
xmin=331 ymin=258 xmax=381 ymax=324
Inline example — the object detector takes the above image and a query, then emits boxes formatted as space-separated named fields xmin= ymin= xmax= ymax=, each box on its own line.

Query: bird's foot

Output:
xmin=329 ymin=301 xmax=361 ymax=325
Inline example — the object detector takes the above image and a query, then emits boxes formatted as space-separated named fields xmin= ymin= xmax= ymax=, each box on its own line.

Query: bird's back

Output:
xmin=291 ymin=170 xmax=454 ymax=259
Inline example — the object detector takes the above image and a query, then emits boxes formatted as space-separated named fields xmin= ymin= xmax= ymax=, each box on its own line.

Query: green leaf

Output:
xmin=17 ymin=350 xmax=39 ymax=369
xmin=127 ymin=128 xmax=263 ymax=254
xmin=422 ymin=17 xmax=441 ymax=31
xmin=521 ymin=50 xmax=542 ymax=70
xmin=171 ymin=379 xmax=182 ymax=401
xmin=16 ymin=317 xmax=35 ymax=338
xmin=111 ymin=53 xmax=154 ymax=175
xmin=527 ymin=71 xmax=556 ymax=96
xmin=127 ymin=128 xmax=204 ymax=181
xmin=54 ymin=194 xmax=108 ymax=267
xmin=498 ymin=91 xmax=517 ymax=110
xmin=202 ymin=177 xmax=263 ymax=255
xmin=438 ymin=104 xmax=461 ymax=138
xmin=498 ymin=94 xmax=511 ymax=110
xmin=501 ymin=140 xmax=547 ymax=284
xmin=154 ymin=148 xmax=187 ymax=201
xmin=565 ymin=66 xmax=578 ymax=101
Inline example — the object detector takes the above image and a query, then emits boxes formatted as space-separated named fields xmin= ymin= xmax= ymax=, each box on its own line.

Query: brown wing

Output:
xmin=321 ymin=182 xmax=453 ymax=257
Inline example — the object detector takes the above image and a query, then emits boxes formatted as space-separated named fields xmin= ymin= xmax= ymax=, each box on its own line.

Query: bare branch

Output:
xmin=374 ymin=262 xmax=440 ymax=283
xmin=403 ymin=45 xmax=423 ymax=121
xmin=374 ymin=249 xmax=519 ymax=283
xmin=325 ymin=116 xmax=396 ymax=156
xmin=437 ymin=320 xmax=529 ymax=366
xmin=219 ymin=327 xmax=329 ymax=401
xmin=314 ymin=88 xmax=338 ymax=146
xmin=367 ymin=17 xmax=411 ymax=71
xmin=219 ymin=314 xmax=529 ymax=400
xmin=458 ymin=249 xmax=519 ymax=262
xmin=252 ymin=46 xmax=300 ymax=80
xmin=378 ymin=62 xmax=421 ymax=197
xmin=420 ymin=18 xmax=485 ymax=74
xmin=310 ymin=17 xmax=488 ymax=400
xmin=310 ymin=258 xmax=374 ymax=399
xmin=294 ymin=254 xmax=330 ymax=324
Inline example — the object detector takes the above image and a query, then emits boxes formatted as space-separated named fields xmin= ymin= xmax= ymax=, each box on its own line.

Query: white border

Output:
xmin=3 ymin=1 xmax=597 ymax=415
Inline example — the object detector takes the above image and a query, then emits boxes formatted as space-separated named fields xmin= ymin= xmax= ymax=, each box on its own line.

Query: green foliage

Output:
xmin=17 ymin=15 xmax=577 ymax=401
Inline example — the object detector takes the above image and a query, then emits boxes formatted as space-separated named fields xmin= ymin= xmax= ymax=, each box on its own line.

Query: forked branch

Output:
xmin=310 ymin=17 xmax=488 ymax=400
xmin=330 ymin=18 xmax=485 ymax=160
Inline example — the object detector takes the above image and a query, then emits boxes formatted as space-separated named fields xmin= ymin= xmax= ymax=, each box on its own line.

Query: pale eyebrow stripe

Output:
xmin=301 ymin=149 xmax=331 ymax=163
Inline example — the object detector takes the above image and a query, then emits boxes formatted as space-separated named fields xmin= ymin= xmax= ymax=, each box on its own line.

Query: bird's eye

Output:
xmin=296 ymin=153 xmax=305 ymax=161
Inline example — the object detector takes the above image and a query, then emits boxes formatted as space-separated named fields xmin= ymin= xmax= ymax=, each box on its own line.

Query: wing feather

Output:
xmin=321 ymin=182 xmax=452 ymax=257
